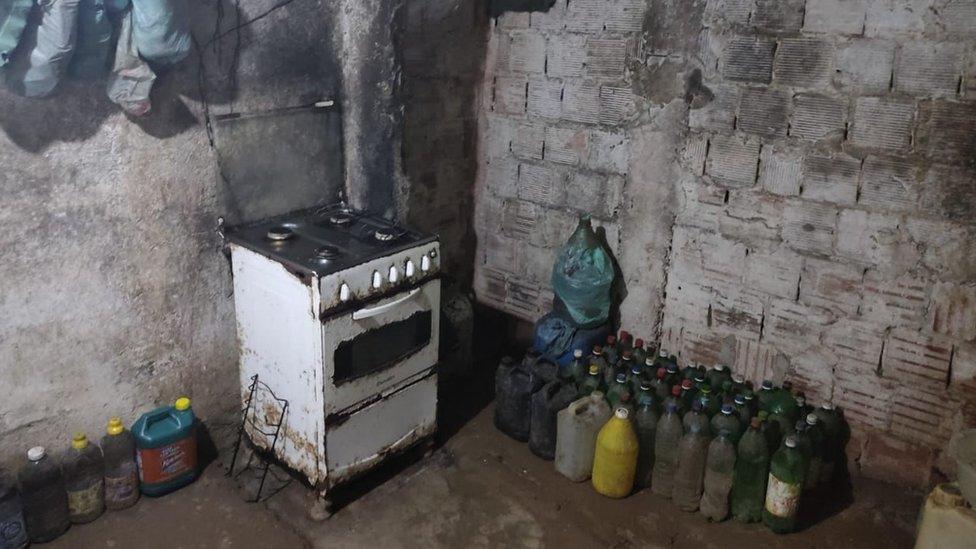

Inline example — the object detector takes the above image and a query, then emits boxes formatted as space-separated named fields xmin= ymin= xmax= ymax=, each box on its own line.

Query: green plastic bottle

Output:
xmin=567 ymin=349 xmax=587 ymax=385
xmin=603 ymin=335 xmax=619 ymax=372
xmin=632 ymin=338 xmax=647 ymax=370
xmin=578 ymin=364 xmax=605 ymax=399
xmin=731 ymin=417 xmax=769 ymax=523
xmin=698 ymin=385 xmax=721 ymax=418
xmin=758 ymin=380 xmax=777 ymax=413
xmin=606 ymin=373 xmax=632 ymax=409
xmin=706 ymin=364 xmax=731 ymax=395
xmin=758 ymin=411 xmax=782 ymax=456
xmin=634 ymin=398 xmax=659 ymax=489
xmin=679 ymin=379 xmax=697 ymax=413
xmin=803 ymin=414 xmax=825 ymax=490
xmin=762 ymin=435 xmax=806 ymax=534
xmin=588 ymin=346 xmax=609 ymax=384
xmin=813 ymin=403 xmax=842 ymax=484
xmin=792 ymin=420 xmax=813 ymax=491
xmin=733 ymin=394 xmax=751 ymax=429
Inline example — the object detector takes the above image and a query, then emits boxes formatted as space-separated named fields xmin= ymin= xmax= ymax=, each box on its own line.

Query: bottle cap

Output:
xmin=175 ymin=397 xmax=192 ymax=411
xmin=681 ymin=379 xmax=693 ymax=390
xmin=758 ymin=410 xmax=769 ymax=420
xmin=640 ymin=381 xmax=652 ymax=391
xmin=72 ymin=432 xmax=89 ymax=450
xmin=593 ymin=345 xmax=603 ymax=355
xmin=622 ymin=350 xmax=632 ymax=360
xmin=671 ymin=385 xmax=682 ymax=397
xmin=659 ymin=349 xmax=668 ymax=358
xmin=732 ymin=374 xmax=745 ymax=384
xmin=743 ymin=390 xmax=755 ymax=401
xmin=615 ymin=373 xmax=627 ymax=384
xmin=634 ymin=338 xmax=644 ymax=348
xmin=734 ymin=395 xmax=746 ymax=405
xmin=588 ymin=364 xmax=600 ymax=375
xmin=107 ymin=417 xmax=125 ymax=436
xmin=806 ymin=413 xmax=818 ymax=425
xmin=573 ymin=349 xmax=583 ymax=358
xmin=27 ymin=447 xmax=45 ymax=461
xmin=694 ymin=375 xmax=705 ymax=383
xmin=785 ymin=435 xmax=798 ymax=448
xmin=721 ymin=404 xmax=734 ymax=415
xmin=591 ymin=391 xmax=605 ymax=399
xmin=666 ymin=364 xmax=677 ymax=374
xmin=657 ymin=367 xmax=666 ymax=379
xmin=699 ymin=385 xmax=712 ymax=394
xmin=796 ymin=396 xmax=806 ymax=407
xmin=750 ymin=417 xmax=762 ymax=429
xmin=713 ymin=364 xmax=726 ymax=372
xmin=606 ymin=335 xmax=617 ymax=345
xmin=619 ymin=331 xmax=631 ymax=342
xmin=761 ymin=380 xmax=774 ymax=390
xmin=646 ymin=357 xmax=655 ymax=366
xmin=795 ymin=420 xmax=807 ymax=432
xmin=821 ymin=402 xmax=834 ymax=411
xmin=615 ymin=407 xmax=630 ymax=420
xmin=631 ymin=365 xmax=641 ymax=375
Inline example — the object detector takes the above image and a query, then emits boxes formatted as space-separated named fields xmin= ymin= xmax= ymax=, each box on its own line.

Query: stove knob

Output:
xmin=405 ymin=259 xmax=415 ymax=278
xmin=389 ymin=265 xmax=399 ymax=283
xmin=421 ymin=254 xmax=431 ymax=272
xmin=339 ymin=283 xmax=351 ymax=302
xmin=372 ymin=270 xmax=382 ymax=289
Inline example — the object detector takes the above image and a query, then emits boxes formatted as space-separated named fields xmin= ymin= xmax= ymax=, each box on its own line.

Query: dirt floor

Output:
xmin=48 ymin=406 xmax=920 ymax=549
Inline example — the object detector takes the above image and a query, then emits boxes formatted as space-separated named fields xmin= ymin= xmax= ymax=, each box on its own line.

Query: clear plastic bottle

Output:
xmin=651 ymin=366 xmax=670 ymax=402
xmin=763 ymin=435 xmax=806 ymax=534
xmin=0 ymin=475 xmax=28 ymax=549
xmin=64 ymin=433 xmax=105 ymax=524
xmin=673 ymin=421 xmax=709 ymax=512
xmin=731 ymin=418 xmax=770 ymax=523
xmin=18 ymin=447 xmax=69 ymax=543
xmin=606 ymin=373 xmax=632 ymax=409
xmin=682 ymin=400 xmax=711 ymax=438
xmin=634 ymin=398 xmax=659 ymax=490
xmin=700 ymin=429 xmax=736 ymax=522
xmin=711 ymin=404 xmax=744 ymax=445
xmin=102 ymin=418 xmax=140 ymax=510
xmin=651 ymin=402 xmax=683 ymax=499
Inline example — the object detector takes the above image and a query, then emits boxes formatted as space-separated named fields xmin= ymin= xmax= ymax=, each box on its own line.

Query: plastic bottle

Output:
xmin=567 ymin=349 xmax=587 ymax=385
xmin=0 ymin=476 xmax=28 ymax=549
xmin=664 ymin=385 xmax=683 ymax=417
xmin=763 ymin=435 xmax=806 ymax=534
xmin=698 ymin=385 xmax=721 ymax=418
xmin=634 ymin=398 xmax=659 ymax=490
xmin=742 ymin=389 xmax=758 ymax=419
xmin=592 ymin=408 xmax=638 ymax=498
xmin=589 ymin=345 xmax=609 ymax=383
xmin=758 ymin=380 xmax=777 ymax=412
xmin=626 ymin=360 xmax=643 ymax=395
xmin=64 ymin=433 xmax=105 ymax=524
xmin=603 ymin=335 xmax=619 ymax=370
xmin=651 ymin=402 xmax=684 ymax=499
xmin=813 ymin=403 xmax=842 ymax=484
xmin=730 ymin=374 xmax=747 ymax=397
xmin=494 ymin=357 xmax=535 ymax=441
xmin=555 ymin=392 xmax=612 ymax=482
xmin=682 ymin=400 xmax=711 ymax=438
xmin=731 ymin=417 xmax=770 ymax=523
xmin=18 ymin=447 xmax=69 ymax=543
xmin=101 ymin=417 xmax=140 ymax=511
xmin=618 ymin=350 xmax=636 ymax=379
xmin=633 ymin=381 xmax=655 ymax=410
xmin=578 ymin=364 xmax=605 ymax=398
xmin=651 ymin=366 xmax=670 ymax=402
xmin=617 ymin=331 xmax=633 ymax=354
xmin=733 ymin=394 xmax=751 ymax=429
xmin=758 ymin=411 xmax=782 ymax=455
xmin=700 ymin=429 xmax=736 ymax=522
xmin=133 ymin=397 xmax=199 ymax=496
xmin=632 ymin=338 xmax=647 ymax=369
xmin=529 ymin=381 xmax=580 ymax=460
xmin=792 ymin=420 xmax=813 ymax=491
xmin=673 ymin=421 xmax=710 ymax=511
xmin=711 ymin=404 xmax=744 ymax=445
xmin=707 ymin=364 xmax=731 ymax=395
xmin=803 ymin=414 xmax=825 ymax=490
xmin=606 ymin=373 xmax=632 ymax=410
xmin=679 ymin=379 xmax=697 ymax=412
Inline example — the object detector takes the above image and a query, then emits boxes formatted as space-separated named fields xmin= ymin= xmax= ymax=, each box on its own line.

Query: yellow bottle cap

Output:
xmin=107 ymin=417 xmax=124 ymax=436
xmin=174 ymin=397 xmax=191 ymax=411
xmin=72 ymin=432 xmax=89 ymax=450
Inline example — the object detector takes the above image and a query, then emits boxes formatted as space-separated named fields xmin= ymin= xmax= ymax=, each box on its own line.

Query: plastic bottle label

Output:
xmin=0 ymin=512 xmax=27 ymax=545
xmin=764 ymin=473 xmax=801 ymax=518
xmin=137 ymin=437 xmax=197 ymax=485
xmin=67 ymin=483 xmax=103 ymax=518
xmin=105 ymin=462 xmax=138 ymax=502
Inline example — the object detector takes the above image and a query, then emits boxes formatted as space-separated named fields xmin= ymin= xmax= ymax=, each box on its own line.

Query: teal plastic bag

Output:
xmin=0 ymin=0 xmax=33 ymax=68
xmin=550 ymin=215 xmax=615 ymax=328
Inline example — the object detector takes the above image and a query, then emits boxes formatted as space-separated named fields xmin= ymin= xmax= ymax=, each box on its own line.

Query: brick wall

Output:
xmin=475 ymin=0 xmax=976 ymax=487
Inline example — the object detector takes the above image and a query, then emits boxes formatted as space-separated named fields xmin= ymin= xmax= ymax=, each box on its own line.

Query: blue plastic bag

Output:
xmin=550 ymin=215 xmax=615 ymax=329
xmin=131 ymin=0 xmax=189 ymax=65
xmin=533 ymin=312 xmax=610 ymax=370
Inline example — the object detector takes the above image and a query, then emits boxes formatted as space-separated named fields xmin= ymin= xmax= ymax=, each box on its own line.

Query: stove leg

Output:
xmin=308 ymin=490 xmax=333 ymax=521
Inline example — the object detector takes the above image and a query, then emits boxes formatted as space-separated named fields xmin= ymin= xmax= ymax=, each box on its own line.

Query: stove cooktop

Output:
xmin=224 ymin=205 xmax=437 ymax=277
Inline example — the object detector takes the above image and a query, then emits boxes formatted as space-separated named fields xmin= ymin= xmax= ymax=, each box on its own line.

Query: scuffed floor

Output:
xmin=48 ymin=402 xmax=919 ymax=548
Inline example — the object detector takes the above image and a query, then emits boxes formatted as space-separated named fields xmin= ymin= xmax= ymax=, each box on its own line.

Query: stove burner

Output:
xmin=266 ymin=226 xmax=295 ymax=241
xmin=374 ymin=227 xmax=402 ymax=242
xmin=328 ymin=212 xmax=355 ymax=226
xmin=313 ymin=245 xmax=341 ymax=261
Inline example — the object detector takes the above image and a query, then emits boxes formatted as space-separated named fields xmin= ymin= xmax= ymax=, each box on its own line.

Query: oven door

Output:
xmin=321 ymin=278 xmax=440 ymax=416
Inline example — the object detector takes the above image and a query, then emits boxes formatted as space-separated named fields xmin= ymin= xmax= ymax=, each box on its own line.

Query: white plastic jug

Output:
xmin=555 ymin=392 xmax=611 ymax=482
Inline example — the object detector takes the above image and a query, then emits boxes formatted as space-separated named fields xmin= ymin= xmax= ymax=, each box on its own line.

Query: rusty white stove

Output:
xmin=225 ymin=205 xmax=439 ymax=516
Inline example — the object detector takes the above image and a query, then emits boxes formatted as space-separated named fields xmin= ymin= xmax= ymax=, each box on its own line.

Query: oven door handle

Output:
xmin=351 ymin=288 xmax=422 ymax=321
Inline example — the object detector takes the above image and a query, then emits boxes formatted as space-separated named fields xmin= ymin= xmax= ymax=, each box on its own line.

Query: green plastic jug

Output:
xmin=132 ymin=397 xmax=198 ymax=497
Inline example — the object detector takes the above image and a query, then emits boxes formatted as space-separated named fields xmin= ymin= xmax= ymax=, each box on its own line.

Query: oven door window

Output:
xmin=333 ymin=310 xmax=432 ymax=385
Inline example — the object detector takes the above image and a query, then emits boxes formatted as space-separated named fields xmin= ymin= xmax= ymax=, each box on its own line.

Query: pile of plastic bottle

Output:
xmin=495 ymin=331 xmax=848 ymax=535
xmin=0 ymin=397 xmax=199 ymax=546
